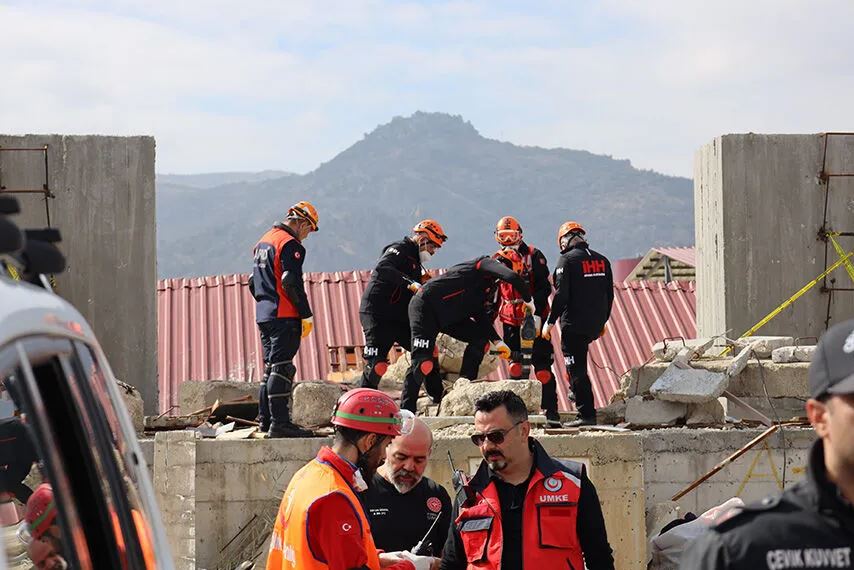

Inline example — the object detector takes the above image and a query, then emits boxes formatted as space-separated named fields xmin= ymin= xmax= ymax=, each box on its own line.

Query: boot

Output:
xmin=545 ymin=410 xmax=562 ymax=428
xmin=268 ymin=422 xmax=314 ymax=438
xmin=564 ymin=416 xmax=596 ymax=428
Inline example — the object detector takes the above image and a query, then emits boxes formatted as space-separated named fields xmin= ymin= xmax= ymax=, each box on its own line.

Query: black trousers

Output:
xmin=357 ymin=313 xmax=413 ymax=389
xmin=403 ymin=295 xmax=490 ymax=412
xmin=502 ymin=323 xmax=558 ymax=416
xmin=561 ymin=331 xmax=596 ymax=420
xmin=257 ymin=318 xmax=301 ymax=430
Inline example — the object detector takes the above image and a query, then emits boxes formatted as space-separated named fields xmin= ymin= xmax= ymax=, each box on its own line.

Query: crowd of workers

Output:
xmin=249 ymin=201 xmax=614 ymax=437
xmin=252 ymin=201 xmax=854 ymax=570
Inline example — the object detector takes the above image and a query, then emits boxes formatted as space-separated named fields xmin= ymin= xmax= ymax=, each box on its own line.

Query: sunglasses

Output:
xmin=470 ymin=420 xmax=524 ymax=446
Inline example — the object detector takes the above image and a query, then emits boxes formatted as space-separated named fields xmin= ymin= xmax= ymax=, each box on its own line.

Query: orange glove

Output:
xmin=599 ymin=324 xmax=608 ymax=339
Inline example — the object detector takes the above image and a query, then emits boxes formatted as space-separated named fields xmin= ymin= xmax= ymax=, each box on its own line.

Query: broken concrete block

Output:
xmin=180 ymin=380 xmax=262 ymax=415
xmin=439 ymin=378 xmax=541 ymax=416
xmin=652 ymin=338 xmax=715 ymax=362
xmin=437 ymin=334 xmax=500 ymax=378
xmin=625 ymin=396 xmax=687 ymax=427
xmin=733 ymin=336 xmax=795 ymax=359
xmin=597 ymin=399 xmax=627 ymax=425
xmin=650 ymin=363 xmax=729 ymax=403
xmin=686 ymin=400 xmax=726 ymax=425
xmin=116 ymin=379 xmax=144 ymax=433
xmin=382 ymin=352 xmax=411 ymax=385
xmin=771 ymin=345 xmax=816 ymax=363
xmin=727 ymin=344 xmax=754 ymax=378
xmin=292 ymin=382 xmax=346 ymax=428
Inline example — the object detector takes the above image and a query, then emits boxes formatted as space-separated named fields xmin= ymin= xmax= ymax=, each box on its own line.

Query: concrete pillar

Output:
xmin=154 ymin=431 xmax=197 ymax=570
xmin=694 ymin=134 xmax=854 ymax=339
xmin=0 ymin=135 xmax=157 ymax=411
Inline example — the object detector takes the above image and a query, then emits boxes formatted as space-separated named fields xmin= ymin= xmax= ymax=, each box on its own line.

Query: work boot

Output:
xmin=545 ymin=410 xmax=562 ymax=428
xmin=564 ymin=416 xmax=596 ymax=428
xmin=268 ymin=422 xmax=314 ymax=438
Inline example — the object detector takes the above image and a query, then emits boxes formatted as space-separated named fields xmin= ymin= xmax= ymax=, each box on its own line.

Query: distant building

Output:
xmin=625 ymin=246 xmax=695 ymax=282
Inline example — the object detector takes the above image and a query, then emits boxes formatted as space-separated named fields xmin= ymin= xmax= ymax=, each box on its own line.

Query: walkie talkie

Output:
xmin=447 ymin=451 xmax=476 ymax=507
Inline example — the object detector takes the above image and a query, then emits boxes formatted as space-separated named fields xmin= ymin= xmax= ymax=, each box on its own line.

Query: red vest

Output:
xmin=497 ymin=247 xmax=538 ymax=326
xmin=255 ymin=228 xmax=300 ymax=318
xmin=455 ymin=458 xmax=585 ymax=570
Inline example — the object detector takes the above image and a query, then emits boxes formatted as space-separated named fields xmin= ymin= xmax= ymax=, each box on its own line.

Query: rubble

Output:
xmin=116 ymin=379 xmax=144 ymax=433
xmin=625 ymin=397 xmax=687 ymax=427
xmin=726 ymin=343 xmax=754 ymax=377
xmin=597 ymin=399 xmax=627 ymax=425
xmin=439 ymin=378 xmax=541 ymax=416
xmin=686 ymin=400 xmax=726 ymax=426
xmin=180 ymin=380 xmax=262 ymax=415
xmin=437 ymin=334 xmax=500 ymax=378
xmin=650 ymin=363 xmax=729 ymax=403
xmin=771 ymin=345 xmax=816 ymax=363
xmin=292 ymin=382 xmax=345 ymax=428
xmin=652 ymin=338 xmax=714 ymax=362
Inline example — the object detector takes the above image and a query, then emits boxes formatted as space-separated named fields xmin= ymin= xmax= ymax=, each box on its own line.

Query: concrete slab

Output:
xmin=650 ymin=363 xmax=729 ymax=403
xmin=737 ymin=336 xmax=795 ymax=359
xmin=179 ymin=380 xmax=261 ymax=415
xmin=772 ymin=345 xmax=816 ymax=363
xmin=625 ymin=397 xmax=687 ymax=427
xmin=291 ymin=382 xmax=345 ymax=428
xmin=652 ymin=338 xmax=714 ymax=362
xmin=686 ymin=400 xmax=725 ymax=425
xmin=439 ymin=378 xmax=542 ymax=415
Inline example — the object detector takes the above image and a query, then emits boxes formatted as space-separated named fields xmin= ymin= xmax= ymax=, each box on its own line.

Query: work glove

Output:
xmin=407 ymin=281 xmax=421 ymax=293
xmin=492 ymin=340 xmax=512 ymax=360
xmin=541 ymin=322 xmax=552 ymax=341
xmin=599 ymin=324 xmax=608 ymax=338
xmin=400 ymin=552 xmax=436 ymax=570
xmin=301 ymin=316 xmax=314 ymax=338
xmin=533 ymin=315 xmax=542 ymax=336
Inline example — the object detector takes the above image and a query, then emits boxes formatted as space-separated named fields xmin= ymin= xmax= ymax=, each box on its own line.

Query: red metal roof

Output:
xmin=157 ymin=274 xmax=696 ymax=413
xmin=652 ymin=246 xmax=696 ymax=267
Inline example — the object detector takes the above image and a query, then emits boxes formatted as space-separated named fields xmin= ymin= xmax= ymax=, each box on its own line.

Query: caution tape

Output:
xmin=723 ymin=248 xmax=854 ymax=354
xmin=828 ymin=233 xmax=854 ymax=284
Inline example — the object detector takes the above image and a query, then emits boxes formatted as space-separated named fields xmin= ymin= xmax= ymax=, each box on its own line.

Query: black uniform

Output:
xmin=681 ymin=440 xmax=854 ymax=569
xmin=357 ymin=237 xmax=437 ymax=390
xmin=548 ymin=241 xmax=613 ymax=420
xmin=362 ymin=473 xmax=452 ymax=557
xmin=403 ymin=257 xmax=532 ymax=412
xmin=499 ymin=242 xmax=557 ymax=419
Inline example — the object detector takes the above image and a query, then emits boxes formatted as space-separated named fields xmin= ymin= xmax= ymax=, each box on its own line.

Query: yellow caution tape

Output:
xmin=828 ymin=233 xmax=854 ymax=284
xmin=4 ymin=262 xmax=21 ymax=281
xmin=723 ymin=248 xmax=854 ymax=354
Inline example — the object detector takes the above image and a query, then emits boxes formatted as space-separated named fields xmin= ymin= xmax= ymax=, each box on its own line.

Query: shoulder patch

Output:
xmin=294 ymin=250 xmax=301 ymax=259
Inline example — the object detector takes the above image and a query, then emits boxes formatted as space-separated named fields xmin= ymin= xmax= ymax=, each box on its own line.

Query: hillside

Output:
xmin=156 ymin=112 xmax=693 ymax=277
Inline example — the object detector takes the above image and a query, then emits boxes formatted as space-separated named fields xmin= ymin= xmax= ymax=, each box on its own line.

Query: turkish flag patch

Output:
xmin=426 ymin=497 xmax=442 ymax=513
xmin=294 ymin=251 xmax=301 ymax=259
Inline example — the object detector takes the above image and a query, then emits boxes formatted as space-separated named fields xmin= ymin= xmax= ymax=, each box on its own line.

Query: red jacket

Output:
xmin=496 ymin=244 xmax=550 ymax=326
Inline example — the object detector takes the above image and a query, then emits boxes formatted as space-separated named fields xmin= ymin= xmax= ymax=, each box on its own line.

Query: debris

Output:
xmin=116 ymin=379 xmax=144 ymax=433
xmin=292 ymin=382 xmax=345 ymax=428
xmin=216 ymin=422 xmax=236 ymax=437
xmin=216 ymin=427 xmax=258 ymax=440
xmin=596 ymin=399 xmax=627 ymax=425
xmin=650 ymin=363 xmax=729 ymax=404
xmin=625 ymin=397 xmax=687 ymax=427
xmin=439 ymin=378 xmax=542 ymax=416
xmin=652 ymin=338 xmax=714 ymax=362
xmin=732 ymin=336 xmax=794 ymax=359
xmin=144 ymin=413 xmax=208 ymax=431
xmin=685 ymin=400 xmax=725 ymax=426
xmin=226 ymin=416 xmax=260 ymax=427
xmin=191 ymin=422 xmax=218 ymax=438
xmin=771 ymin=345 xmax=816 ymax=363
xmin=579 ymin=425 xmax=630 ymax=433
xmin=722 ymin=391 xmax=773 ymax=427
xmin=210 ymin=396 xmax=258 ymax=423
xmin=180 ymin=380 xmax=262 ymax=416
xmin=436 ymin=334 xmax=500 ymax=378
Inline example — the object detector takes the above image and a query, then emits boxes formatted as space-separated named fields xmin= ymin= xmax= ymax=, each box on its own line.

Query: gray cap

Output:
xmin=809 ymin=319 xmax=854 ymax=398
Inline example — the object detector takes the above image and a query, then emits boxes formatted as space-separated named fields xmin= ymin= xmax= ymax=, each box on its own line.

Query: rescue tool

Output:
xmin=410 ymin=507 xmax=443 ymax=556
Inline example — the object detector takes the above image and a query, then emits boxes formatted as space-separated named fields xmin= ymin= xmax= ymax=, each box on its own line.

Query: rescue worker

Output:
xmin=440 ymin=390 xmax=614 ymax=569
xmin=358 ymin=220 xmax=447 ymax=391
xmin=266 ymin=388 xmax=434 ymax=570
xmin=25 ymin=484 xmax=68 ymax=569
xmin=363 ymin=418 xmax=452 ymax=560
xmin=542 ymin=222 xmax=613 ymax=427
xmin=680 ymin=319 xmax=854 ymax=569
xmin=250 ymin=201 xmax=318 ymax=438
xmin=492 ymin=216 xmax=558 ymax=425
xmin=403 ymin=256 xmax=533 ymax=412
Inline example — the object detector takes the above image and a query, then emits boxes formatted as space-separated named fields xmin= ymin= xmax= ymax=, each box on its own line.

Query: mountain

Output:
xmin=156 ymin=112 xmax=693 ymax=278
xmin=157 ymin=170 xmax=295 ymax=189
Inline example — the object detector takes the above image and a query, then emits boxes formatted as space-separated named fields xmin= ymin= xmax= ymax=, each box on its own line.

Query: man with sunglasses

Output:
xmin=440 ymin=390 xmax=614 ymax=570
xmin=680 ymin=320 xmax=854 ymax=569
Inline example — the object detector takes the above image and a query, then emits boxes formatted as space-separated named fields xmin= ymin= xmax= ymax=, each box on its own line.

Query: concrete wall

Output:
xmin=694 ymin=134 xmax=854 ymax=339
xmin=0 ymin=135 xmax=157 ymax=411
xmin=148 ymin=428 xmax=815 ymax=570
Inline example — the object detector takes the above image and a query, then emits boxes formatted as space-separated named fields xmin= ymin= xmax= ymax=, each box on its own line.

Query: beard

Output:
xmin=485 ymin=450 xmax=508 ymax=472
xmin=356 ymin=445 xmax=386 ymax=488
xmin=390 ymin=467 xmax=422 ymax=493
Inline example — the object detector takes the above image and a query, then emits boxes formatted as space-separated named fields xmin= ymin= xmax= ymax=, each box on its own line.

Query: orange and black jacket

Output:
xmin=251 ymin=224 xmax=312 ymax=323
xmin=360 ymin=237 xmax=424 ymax=323
xmin=517 ymin=241 xmax=552 ymax=318
xmin=440 ymin=439 xmax=614 ymax=570
xmin=419 ymin=257 xmax=532 ymax=332
xmin=548 ymin=241 xmax=613 ymax=337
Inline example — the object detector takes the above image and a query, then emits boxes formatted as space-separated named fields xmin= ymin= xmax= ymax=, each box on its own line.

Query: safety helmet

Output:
xmin=557 ymin=221 xmax=585 ymax=248
xmin=494 ymin=216 xmax=523 ymax=246
xmin=288 ymin=200 xmax=319 ymax=231
xmin=412 ymin=219 xmax=447 ymax=247
xmin=25 ymin=484 xmax=57 ymax=540
xmin=331 ymin=388 xmax=414 ymax=437
xmin=493 ymin=248 xmax=524 ymax=275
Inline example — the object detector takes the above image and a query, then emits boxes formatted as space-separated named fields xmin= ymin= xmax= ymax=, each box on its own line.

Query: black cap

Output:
xmin=809 ymin=319 xmax=854 ymax=398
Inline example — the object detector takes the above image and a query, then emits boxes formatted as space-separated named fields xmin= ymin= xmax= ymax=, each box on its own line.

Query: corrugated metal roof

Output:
xmin=653 ymin=246 xmax=696 ymax=268
xmin=157 ymin=274 xmax=696 ymax=414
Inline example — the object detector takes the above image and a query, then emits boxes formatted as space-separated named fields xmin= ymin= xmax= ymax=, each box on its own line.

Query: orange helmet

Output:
xmin=25 ymin=484 xmax=57 ymax=539
xmin=494 ymin=216 xmax=522 ymax=246
xmin=412 ymin=219 xmax=447 ymax=247
xmin=493 ymin=248 xmax=524 ymax=274
xmin=288 ymin=200 xmax=319 ymax=231
xmin=331 ymin=388 xmax=414 ymax=437
xmin=557 ymin=221 xmax=585 ymax=247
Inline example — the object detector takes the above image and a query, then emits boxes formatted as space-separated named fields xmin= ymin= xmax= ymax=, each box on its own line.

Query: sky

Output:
xmin=1 ymin=0 xmax=852 ymax=177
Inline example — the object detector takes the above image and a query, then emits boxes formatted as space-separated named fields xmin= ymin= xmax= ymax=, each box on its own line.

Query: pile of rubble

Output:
xmin=601 ymin=336 xmax=812 ymax=428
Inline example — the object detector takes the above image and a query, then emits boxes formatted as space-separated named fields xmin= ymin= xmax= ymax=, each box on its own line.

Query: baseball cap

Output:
xmin=809 ymin=319 xmax=854 ymax=398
